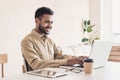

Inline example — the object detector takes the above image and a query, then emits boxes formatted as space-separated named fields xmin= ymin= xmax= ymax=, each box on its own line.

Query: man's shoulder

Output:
xmin=21 ymin=33 xmax=34 ymax=42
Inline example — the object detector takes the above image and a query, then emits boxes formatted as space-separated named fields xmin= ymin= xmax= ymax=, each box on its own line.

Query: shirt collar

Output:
xmin=31 ymin=29 xmax=48 ymax=39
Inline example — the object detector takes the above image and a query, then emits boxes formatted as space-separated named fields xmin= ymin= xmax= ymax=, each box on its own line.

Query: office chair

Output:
xmin=0 ymin=54 xmax=7 ymax=78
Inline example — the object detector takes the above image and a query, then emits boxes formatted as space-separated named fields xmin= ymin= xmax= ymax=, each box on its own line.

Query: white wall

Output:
xmin=89 ymin=0 xmax=101 ymax=37
xmin=50 ymin=0 xmax=90 ymax=46
xmin=89 ymin=0 xmax=112 ymax=40
xmin=0 ymin=0 xmax=89 ymax=77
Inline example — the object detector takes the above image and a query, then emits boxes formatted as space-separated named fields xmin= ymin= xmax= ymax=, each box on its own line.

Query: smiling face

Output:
xmin=35 ymin=14 xmax=53 ymax=35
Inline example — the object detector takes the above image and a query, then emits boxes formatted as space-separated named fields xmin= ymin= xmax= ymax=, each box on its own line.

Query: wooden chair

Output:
xmin=22 ymin=59 xmax=33 ymax=73
xmin=108 ymin=46 xmax=120 ymax=62
xmin=0 ymin=54 xmax=7 ymax=78
xmin=22 ymin=64 xmax=26 ymax=73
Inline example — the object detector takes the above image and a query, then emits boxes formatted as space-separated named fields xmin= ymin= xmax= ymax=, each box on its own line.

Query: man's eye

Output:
xmin=45 ymin=21 xmax=49 ymax=23
xmin=45 ymin=21 xmax=53 ymax=24
xmin=51 ymin=21 xmax=53 ymax=24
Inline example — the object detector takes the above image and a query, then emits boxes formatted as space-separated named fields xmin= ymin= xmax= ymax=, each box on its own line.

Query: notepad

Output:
xmin=26 ymin=68 xmax=67 ymax=78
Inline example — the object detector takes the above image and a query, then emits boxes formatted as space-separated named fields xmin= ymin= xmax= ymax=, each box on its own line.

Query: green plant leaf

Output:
xmin=87 ymin=20 xmax=90 ymax=25
xmin=82 ymin=38 xmax=89 ymax=42
xmin=87 ymin=27 xmax=93 ymax=32
xmin=94 ymin=37 xmax=100 ymax=40
xmin=88 ymin=25 xmax=94 ymax=28
xmin=84 ymin=28 xmax=86 ymax=32
xmin=91 ymin=25 xmax=95 ymax=27
xmin=84 ymin=20 xmax=87 ymax=28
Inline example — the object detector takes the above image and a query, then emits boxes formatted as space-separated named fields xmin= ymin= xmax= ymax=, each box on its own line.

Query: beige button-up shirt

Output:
xmin=21 ymin=29 xmax=69 ymax=70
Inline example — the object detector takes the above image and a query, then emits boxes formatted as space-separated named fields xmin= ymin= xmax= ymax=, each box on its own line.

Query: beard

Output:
xmin=38 ymin=23 xmax=51 ymax=35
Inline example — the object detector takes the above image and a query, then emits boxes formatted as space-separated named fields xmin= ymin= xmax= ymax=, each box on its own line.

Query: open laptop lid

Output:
xmin=89 ymin=40 xmax=113 ymax=69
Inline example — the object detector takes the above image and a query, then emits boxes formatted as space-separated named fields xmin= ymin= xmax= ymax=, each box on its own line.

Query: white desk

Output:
xmin=2 ymin=61 xmax=120 ymax=80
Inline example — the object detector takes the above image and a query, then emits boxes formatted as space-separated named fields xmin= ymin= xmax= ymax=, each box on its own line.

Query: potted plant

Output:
xmin=81 ymin=19 xmax=100 ymax=45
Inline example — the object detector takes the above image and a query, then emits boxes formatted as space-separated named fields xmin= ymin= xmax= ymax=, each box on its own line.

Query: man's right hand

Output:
xmin=67 ymin=58 xmax=83 ymax=66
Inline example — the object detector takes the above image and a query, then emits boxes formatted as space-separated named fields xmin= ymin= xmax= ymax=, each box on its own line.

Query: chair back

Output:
xmin=24 ymin=59 xmax=33 ymax=71
xmin=0 ymin=54 xmax=7 ymax=78
xmin=22 ymin=58 xmax=33 ymax=73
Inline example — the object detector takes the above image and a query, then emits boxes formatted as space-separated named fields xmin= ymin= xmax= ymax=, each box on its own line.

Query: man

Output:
xmin=21 ymin=7 xmax=86 ymax=71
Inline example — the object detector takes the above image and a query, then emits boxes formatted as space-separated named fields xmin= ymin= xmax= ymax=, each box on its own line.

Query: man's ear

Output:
xmin=35 ymin=18 xmax=39 ymax=23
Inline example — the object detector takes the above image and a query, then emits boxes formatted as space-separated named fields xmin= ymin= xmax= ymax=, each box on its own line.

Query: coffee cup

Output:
xmin=83 ymin=58 xmax=93 ymax=74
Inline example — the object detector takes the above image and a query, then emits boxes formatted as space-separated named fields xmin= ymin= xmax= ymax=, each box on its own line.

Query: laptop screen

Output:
xmin=89 ymin=40 xmax=113 ymax=69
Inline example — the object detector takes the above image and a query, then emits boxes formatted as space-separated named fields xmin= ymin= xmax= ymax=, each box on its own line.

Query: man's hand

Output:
xmin=67 ymin=58 xmax=82 ymax=66
xmin=67 ymin=56 xmax=88 ymax=66
xmin=79 ymin=56 xmax=88 ymax=61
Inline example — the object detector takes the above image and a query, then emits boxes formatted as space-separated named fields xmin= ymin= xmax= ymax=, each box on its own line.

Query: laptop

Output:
xmin=89 ymin=40 xmax=113 ymax=69
xmin=60 ymin=40 xmax=113 ymax=70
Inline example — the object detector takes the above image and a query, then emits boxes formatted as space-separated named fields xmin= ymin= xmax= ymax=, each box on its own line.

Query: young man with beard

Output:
xmin=21 ymin=7 xmax=87 ymax=71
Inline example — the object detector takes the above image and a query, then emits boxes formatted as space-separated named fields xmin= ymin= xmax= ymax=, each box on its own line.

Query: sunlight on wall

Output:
xmin=0 ymin=0 xmax=89 ymax=77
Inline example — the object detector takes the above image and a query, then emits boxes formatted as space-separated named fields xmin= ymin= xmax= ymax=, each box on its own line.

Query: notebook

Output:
xmin=89 ymin=40 xmax=113 ymax=69
xmin=26 ymin=68 xmax=67 ymax=78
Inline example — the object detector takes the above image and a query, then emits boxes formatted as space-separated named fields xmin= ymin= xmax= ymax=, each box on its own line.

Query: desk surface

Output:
xmin=2 ymin=61 xmax=120 ymax=80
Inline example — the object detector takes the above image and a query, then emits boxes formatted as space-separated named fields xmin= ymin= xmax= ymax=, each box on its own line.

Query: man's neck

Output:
xmin=35 ymin=28 xmax=44 ymax=35
xmin=35 ymin=28 xmax=48 ymax=38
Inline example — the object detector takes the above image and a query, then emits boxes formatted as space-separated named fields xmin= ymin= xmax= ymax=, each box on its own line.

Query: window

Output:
xmin=112 ymin=0 xmax=120 ymax=41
